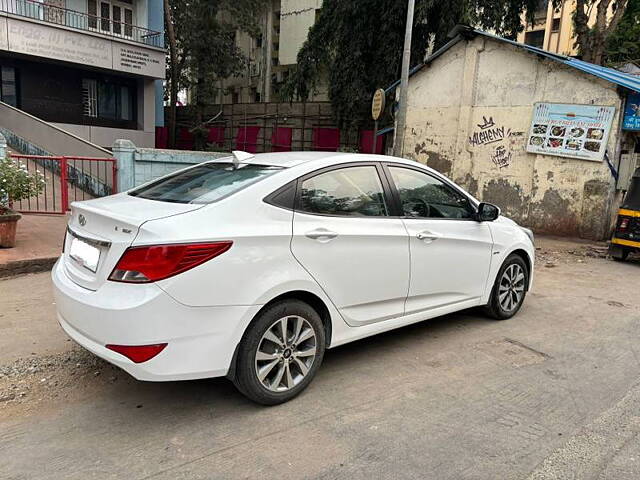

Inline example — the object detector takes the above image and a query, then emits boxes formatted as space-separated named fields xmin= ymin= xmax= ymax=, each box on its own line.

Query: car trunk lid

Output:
xmin=64 ymin=194 xmax=203 ymax=291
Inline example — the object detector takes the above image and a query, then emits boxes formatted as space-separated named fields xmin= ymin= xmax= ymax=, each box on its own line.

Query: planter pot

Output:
xmin=0 ymin=208 xmax=21 ymax=248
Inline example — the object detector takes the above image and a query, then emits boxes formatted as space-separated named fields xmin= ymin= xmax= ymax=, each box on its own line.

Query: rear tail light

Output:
xmin=618 ymin=217 xmax=630 ymax=232
xmin=109 ymin=241 xmax=232 ymax=283
xmin=106 ymin=343 xmax=167 ymax=363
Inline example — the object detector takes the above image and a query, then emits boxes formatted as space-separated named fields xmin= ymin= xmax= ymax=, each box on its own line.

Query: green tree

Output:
xmin=569 ymin=0 xmax=631 ymax=65
xmin=605 ymin=0 xmax=640 ymax=66
xmin=284 ymin=0 xmax=539 ymax=130
xmin=164 ymin=0 xmax=266 ymax=148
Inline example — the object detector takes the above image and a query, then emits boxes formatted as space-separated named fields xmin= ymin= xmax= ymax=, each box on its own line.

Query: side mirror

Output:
xmin=476 ymin=202 xmax=500 ymax=222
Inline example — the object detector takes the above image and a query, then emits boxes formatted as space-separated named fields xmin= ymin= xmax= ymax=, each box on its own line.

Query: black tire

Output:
xmin=232 ymin=300 xmax=326 ymax=405
xmin=611 ymin=247 xmax=630 ymax=262
xmin=484 ymin=254 xmax=529 ymax=320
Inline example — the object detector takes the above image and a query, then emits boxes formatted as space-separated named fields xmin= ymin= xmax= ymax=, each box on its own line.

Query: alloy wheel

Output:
xmin=498 ymin=264 xmax=525 ymax=312
xmin=254 ymin=316 xmax=317 ymax=392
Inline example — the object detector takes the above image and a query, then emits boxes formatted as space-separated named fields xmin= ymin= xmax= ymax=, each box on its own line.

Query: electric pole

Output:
xmin=393 ymin=0 xmax=415 ymax=158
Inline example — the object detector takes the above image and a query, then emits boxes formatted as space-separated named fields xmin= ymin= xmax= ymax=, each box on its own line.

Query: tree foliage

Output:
xmin=164 ymin=0 xmax=266 ymax=147
xmin=568 ymin=0 xmax=631 ymax=65
xmin=284 ymin=0 xmax=539 ymax=129
xmin=605 ymin=0 xmax=640 ymax=65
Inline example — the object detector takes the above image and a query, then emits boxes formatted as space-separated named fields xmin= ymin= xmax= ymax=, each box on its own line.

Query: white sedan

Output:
xmin=52 ymin=151 xmax=534 ymax=404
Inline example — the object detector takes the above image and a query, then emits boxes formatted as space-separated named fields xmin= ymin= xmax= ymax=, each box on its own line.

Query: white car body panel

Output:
xmin=52 ymin=152 xmax=535 ymax=382
xmin=401 ymin=218 xmax=493 ymax=314
xmin=291 ymin=211 xmax=409 ymax=326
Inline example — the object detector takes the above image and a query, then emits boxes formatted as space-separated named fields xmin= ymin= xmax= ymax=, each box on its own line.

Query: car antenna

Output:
xmin=231 ymin=151 xmax=254 ymax=170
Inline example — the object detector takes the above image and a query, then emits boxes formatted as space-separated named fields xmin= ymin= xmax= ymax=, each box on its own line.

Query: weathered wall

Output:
xmin=403 ymin=37 xmax=622 ymax=239
xmin=112 ymin=139 xmax=228 ymax=191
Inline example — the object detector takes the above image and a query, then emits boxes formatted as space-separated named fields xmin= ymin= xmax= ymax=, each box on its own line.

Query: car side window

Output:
xmin=299 ymin=166 xmax=389 ymax=217
xmin=388 ymin=166 xmax=474 ymax=219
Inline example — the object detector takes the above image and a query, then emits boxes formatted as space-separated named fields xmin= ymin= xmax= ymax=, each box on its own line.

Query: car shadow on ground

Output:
xmin=86 ymin=307 xmax=492 ymax=418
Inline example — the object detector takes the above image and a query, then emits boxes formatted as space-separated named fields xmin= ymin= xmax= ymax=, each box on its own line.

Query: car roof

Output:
xmin=241 ymin=151 xmax=352 ymax=167
xmin=222 ymin=151 xmax=429 ymax=169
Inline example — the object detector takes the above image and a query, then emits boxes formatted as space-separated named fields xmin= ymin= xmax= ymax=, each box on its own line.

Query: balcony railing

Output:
xmin=0 ymin=0 xmax=163 ymax=48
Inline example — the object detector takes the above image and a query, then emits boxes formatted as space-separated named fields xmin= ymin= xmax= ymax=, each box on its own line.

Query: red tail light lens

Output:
xmin=618 ymin=217 xmax=630 ymax=232
xmin=106 ymin=343 xmax=167 ymax=363
xmin=109 ymin=241 xmax=232 ymax=283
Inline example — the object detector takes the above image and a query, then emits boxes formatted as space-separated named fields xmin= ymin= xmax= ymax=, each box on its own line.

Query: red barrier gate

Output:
xmin=8 ymin=154 xmax=117 ymax=214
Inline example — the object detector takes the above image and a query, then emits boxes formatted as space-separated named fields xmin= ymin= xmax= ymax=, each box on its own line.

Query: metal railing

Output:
xmin=9 ymin=154 xmax=117 ymax=214
xmin=0 ymin=0 xmax=163 ymax=48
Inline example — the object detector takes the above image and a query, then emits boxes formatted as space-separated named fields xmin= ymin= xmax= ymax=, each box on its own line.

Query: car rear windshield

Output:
xmin=129 ymin=163 xmax=283 ymax=204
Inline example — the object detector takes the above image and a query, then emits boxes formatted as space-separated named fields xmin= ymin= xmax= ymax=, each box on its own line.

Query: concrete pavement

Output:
xmin=1 ymin=238 xmax=639 ymax=479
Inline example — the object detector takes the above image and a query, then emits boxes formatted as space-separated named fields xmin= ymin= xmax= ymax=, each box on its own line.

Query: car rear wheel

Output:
xmin=232 ymin=300 xmax=325 ymax=405
xmin=484 ymin=254 xmax=529 ymax=320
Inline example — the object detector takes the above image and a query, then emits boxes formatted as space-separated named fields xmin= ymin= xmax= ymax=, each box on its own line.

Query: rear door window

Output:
xmin=299 ymin=166 xmax=389 ymax=217
xmin=129 ymin=163 xmax=282 ymax=204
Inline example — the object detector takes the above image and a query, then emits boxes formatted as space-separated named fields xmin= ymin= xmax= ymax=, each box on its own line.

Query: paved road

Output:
xmin=1 ymin=239 xmax=640 ymax=479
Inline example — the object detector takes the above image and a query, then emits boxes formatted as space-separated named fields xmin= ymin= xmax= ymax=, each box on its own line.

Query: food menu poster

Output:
xmin=526 ymin=103 xmax=616 ymax=162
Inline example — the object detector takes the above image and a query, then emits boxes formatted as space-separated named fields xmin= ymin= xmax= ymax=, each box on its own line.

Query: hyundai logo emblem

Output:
xmin=78 ymin=214 xmax=86 ymax=226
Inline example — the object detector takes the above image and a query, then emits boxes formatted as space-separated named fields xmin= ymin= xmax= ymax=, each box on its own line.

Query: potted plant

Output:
xmin=0 ymin=155 xmax=45 ymax=248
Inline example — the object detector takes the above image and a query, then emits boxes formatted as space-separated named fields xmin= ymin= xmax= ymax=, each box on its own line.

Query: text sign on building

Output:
xmin=526 ymin=102 xmax=616 ymax=162
xmin=2 ymin=18 xmax=164 ymax=79
xmin=623 ymin=93 xmax=640 ymax=131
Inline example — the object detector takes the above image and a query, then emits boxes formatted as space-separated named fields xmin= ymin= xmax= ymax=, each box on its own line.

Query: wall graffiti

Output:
xmin=490 ymin=145 xmax=512 ymax=169
xmin=468 ymin=116 xmax=512 ymax=147
xmin=468 ymin=115 xmax=525 ymax=169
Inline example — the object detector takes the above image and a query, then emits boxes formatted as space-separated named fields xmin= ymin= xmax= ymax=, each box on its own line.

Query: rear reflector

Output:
xmin=106 ymin=343 xmax=168 ymax=363
xmin=109 ymin=241 xmax=232 ymax=283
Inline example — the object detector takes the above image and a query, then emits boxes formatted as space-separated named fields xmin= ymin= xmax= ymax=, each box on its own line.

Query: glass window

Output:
xmin=88 ymin=0 xmax=98 ymax=28
xmin=1 ymin=67 xmax=18 ymax=107
xmin=112 ymin=5 xmax=122 ymax=35
xmin=129 ymin=163 xmax=283 ymax=204
xmin=98 ymin=82 xmax=117 ymax=119
xmin=100 ymin=1 xmax=111 ymax=32
xmin=388 ymin=167 xmax=473 ymax=219
xmin=300 ymin=166 xmax=388 ymax=217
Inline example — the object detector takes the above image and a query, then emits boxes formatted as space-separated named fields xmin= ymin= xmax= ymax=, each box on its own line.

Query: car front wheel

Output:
xmin=232 ymin=300 xmax=325 ymax=405
xmin=485 ymin=254 xmax=529 ymax=320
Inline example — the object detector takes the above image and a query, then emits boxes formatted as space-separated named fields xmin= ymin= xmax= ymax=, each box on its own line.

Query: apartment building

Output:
xmin=221 ymin=0 xmax=327 ymax=104
xmin=517 ymin=0 xmax=613 ymax=56
xmin=0 ymin=0 xmax=165 ymax=148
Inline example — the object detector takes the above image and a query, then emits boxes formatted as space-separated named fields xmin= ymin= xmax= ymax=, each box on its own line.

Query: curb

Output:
xmin=0 ymin=257 xmax=58 ymax=279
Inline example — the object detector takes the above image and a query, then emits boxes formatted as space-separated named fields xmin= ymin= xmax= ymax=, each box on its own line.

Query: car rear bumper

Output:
xmin=52 ymin=258 xmax=261 ymax=381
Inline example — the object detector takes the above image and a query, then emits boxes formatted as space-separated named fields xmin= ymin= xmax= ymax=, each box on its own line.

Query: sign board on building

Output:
xmin=371 ymin=88 xmax=386 ymax=121
xmin=526 ymin=102 xmax=616 ymax=162
xmin=623 ymin=93 xmax=640 ymax=131
xmin=2 ymin=18 xmax=165 ymax=79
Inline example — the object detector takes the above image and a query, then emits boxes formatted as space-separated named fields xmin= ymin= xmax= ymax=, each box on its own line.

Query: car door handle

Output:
xmin=416 ymin=231 xmax=440 ymax=242
xmin=305 ymin=228 xmax=338 ymax=241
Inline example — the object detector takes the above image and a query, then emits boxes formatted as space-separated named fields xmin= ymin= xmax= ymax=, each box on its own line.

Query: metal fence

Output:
xmin=0 ymin=0 xmax=163 ymax=48
xmin=9 ymin=154 xmax=117 ymax=214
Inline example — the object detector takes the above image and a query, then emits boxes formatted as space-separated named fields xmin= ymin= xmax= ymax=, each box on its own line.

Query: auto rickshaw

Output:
xmin=610 ymin=167 xmax=640 ymax=261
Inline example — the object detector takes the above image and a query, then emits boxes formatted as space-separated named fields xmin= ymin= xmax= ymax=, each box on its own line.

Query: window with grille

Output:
xmin=82 ymin=79 xmax=98 ymax=117
xmin=83 ymin=78 xmax=134 ymax=121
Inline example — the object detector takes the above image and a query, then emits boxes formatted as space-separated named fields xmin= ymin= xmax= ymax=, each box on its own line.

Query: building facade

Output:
xmin=0 ymin=0 xmax=165 ymax=148
xmin=517 ymin=0 xmax=614 ymax=56
xmin=400 ymin=29 xmax=640 ymax=240
xmin=219 ymin=0 xmax=326 ymax=105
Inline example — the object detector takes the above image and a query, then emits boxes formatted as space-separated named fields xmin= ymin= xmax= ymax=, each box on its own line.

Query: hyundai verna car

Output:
xmin=52 ymin=151 xmax=534 ymax=405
